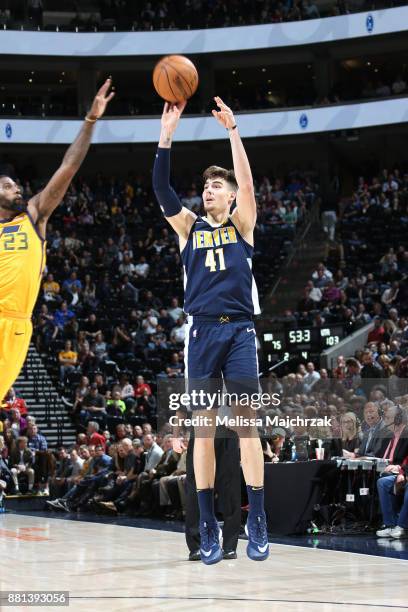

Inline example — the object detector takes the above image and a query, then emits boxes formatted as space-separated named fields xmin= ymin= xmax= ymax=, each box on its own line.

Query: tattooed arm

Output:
xmin=28 ymin=78 xmax=115 ymax=235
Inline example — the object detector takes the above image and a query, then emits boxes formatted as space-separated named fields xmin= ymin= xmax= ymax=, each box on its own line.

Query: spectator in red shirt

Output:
xmin=86 ymin=421 xmax=106 ymax=451
xmin=367 ymin=317 xmax=385 ymax=344
xmin=134 ymin=375 xmax=152 ymax=398
xmin=1 ymin=388 xmax=28 ymax=416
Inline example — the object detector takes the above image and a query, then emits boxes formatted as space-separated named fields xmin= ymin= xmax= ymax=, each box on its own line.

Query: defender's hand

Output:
xmin=212 ymin=96 xmax=236 ymax=129
xmin=88 ymin=77 xmax=115 ymax=120
xmin=161 ymin=101 xmax=187 ymax=134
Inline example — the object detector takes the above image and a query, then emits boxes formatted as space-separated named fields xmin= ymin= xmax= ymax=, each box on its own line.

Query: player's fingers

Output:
xmin=214 ymin=96 xmax=230 ymax=111
xmin=163 ymin=102 xmax=169 ymax=114
xmin=97 ymin=77 xmax=112 ymax=96
xmin=106 ymin=91 xmax=115 ymax=102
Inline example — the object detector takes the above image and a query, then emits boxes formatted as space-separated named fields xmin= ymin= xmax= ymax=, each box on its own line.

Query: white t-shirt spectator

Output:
xmin=303 ymin=370 xmax=320 ymax=390
xmin=309 ymin=287 xmax=322 ymax=302
xmin=168 ymin=306 xmax=183 ymax=322
xmin=142 ymin=315 xmax=158 ymax=335
xmin=171 ymin=323 xmax=186 ymax=344
xmin=119 ymin=261 xmax=136 ymax=276
xmin=135 ymin=262 xmax=150 ymax=278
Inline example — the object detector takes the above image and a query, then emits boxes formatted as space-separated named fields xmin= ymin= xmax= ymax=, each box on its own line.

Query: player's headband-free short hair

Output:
xmin=203 ymin=166 xmax=238 ymax=191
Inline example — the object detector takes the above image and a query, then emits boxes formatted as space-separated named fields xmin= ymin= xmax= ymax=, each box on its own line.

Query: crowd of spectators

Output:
xmin=1 ymin=0 xmax=403 ymax=32
xmin=291 ymin=167 xmax=408 ymax=331
xmin=0 ymin=388 xmax=54 ymax=498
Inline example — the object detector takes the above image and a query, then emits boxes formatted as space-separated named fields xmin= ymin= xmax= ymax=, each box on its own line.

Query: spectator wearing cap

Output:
xmin=81 ymin=384 xmax=107 ymax=428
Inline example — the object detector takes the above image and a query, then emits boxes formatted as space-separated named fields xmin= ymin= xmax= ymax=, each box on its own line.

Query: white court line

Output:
xmin=268 ymin=541 xmax=408 ymax=563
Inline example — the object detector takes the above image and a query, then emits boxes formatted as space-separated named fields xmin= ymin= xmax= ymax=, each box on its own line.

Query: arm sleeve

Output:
xmin=152 ymin=147 xmax=183 ymax=217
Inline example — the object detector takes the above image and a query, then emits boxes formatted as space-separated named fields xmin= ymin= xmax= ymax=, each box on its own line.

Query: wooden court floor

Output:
xmin=0 ymin=513 xmax=407 ymax=612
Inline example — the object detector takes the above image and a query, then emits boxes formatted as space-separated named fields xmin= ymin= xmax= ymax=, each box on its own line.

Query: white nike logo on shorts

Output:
xmin=247 ymin=328 xmax=255 ymax=333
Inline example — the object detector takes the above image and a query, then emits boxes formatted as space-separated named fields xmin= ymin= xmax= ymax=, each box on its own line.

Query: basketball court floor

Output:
xmin=1 ymin=512 xmax=407 ymax=612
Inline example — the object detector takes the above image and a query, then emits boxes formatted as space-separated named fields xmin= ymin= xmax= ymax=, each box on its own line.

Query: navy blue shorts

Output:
xmin=184 ymin=316 xmax=259 ymax=409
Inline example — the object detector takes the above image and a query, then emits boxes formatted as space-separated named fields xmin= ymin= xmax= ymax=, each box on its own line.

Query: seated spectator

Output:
xmin=367 ymin=318 xmax=386 ymax=344
xmin=170 ymin=318 xmax=186 ymax=345
xmin=81 ymin=385 xmax=107 ymax=428
xmin=48 ymin=447 xmax=73 ymax=499
xmin=303 ymin=362 xmax=320 ymax=392
xmin=376 ymin=408 xmax=408 ymax=539
xmin=376 ymin=465 xmax=408 ymax=540
xmin=165 ymin=353 xmax=184 ymax=378
xmin=137 ymin=434 xmax=179 ymax=516
xmin=168 ymin=297 xmax=183 ymax=323
xmin=71 ymin=376 xmax=90 ymax=419
xmin=118 ymin=375 xmax=136 ymax=412
xmin=86 ymin=421 xmax=106 ymax=451
xmin=48 ymin=444 xmax=112 ymax=511
xmin=1 ymin=388 xmax=28 ymax=416
xmin=339 ymin=412 xmax=360 ymax=453
xmin=58 ymin=340 xmax=78 ymax=383
xmin=43 ymin=273 xmax=61 ymax=304
xmin=134 ymin=376 xmax=151 ymax=398
xmin=26 ymin=424 xmax=53 ymax=495
xmin=92 ymin=438 xmax=138 ymax=514
xmin=9 ymin=436 xmax=35 ymax=494
xmin=8 ymin=409 xmax=27 ymax=437
xmin=54 ymin=301 xmax=75 ymax=331
xmin=106 ymin=390 xmax=126 ymax=427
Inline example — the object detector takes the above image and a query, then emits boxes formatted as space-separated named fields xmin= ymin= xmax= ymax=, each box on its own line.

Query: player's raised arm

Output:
xmin=27 ymin=78 xmax=115 ymax=231
xmin=153 ymin=102 xmax=197 ymax=241
xmin=212 ymin=96 xmax=257 ymax=235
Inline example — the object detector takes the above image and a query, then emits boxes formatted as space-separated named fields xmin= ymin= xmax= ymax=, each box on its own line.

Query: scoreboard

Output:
xmin=261 ymin=325 xmax=346 ymax=363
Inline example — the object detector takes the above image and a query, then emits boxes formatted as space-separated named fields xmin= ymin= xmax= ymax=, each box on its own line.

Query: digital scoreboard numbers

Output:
xmin=262 ymin=325 xmax=345 ymax=362
xmin=320 ymin=326 xmax=341 ymax=347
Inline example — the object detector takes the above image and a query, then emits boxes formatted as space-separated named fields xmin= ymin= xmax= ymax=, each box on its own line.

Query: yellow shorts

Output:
xmin=0 ymin=311 xmax=32 ymax=402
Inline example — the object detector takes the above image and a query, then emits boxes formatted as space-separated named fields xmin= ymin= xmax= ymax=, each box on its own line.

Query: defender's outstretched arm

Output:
xmin=28 ymin=78 xmax=115 ymax=230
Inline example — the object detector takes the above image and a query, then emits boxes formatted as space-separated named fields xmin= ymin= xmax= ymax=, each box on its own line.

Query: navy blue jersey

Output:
xmin=181 ymin=215 xmax=260 ymax=316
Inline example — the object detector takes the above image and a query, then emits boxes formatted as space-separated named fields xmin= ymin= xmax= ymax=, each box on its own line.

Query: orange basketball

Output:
xmin=153 ymin=55 xmax=199 ymax=103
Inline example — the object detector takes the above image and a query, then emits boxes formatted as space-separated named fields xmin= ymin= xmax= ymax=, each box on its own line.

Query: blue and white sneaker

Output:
xmin=245 ymin=514 xmax=269 ymax=561
xmin=199 ymin=520 xmax=223 ymax=565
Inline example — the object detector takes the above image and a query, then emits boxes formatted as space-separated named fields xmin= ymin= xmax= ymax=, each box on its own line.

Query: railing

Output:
xmin=264 ymin=197 xmax=320 ymax=309
xmin=22 ymin=346 xmax=65 ymax=447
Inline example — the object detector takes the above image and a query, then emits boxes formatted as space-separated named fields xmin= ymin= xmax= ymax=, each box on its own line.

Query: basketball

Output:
xmin=153 ymin=55 xmax=199 ymax=103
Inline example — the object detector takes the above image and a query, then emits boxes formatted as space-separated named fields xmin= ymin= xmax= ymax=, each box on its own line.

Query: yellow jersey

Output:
xmin=0 ymin=211 xmax=46 ymax=316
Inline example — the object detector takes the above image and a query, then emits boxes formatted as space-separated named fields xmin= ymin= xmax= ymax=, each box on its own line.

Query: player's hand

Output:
xmin=88 ymin=77 xmax=115 ymax=120
xmin=212 ymin=96 xmax=236 ymax=129
xmin=161 ymin=101 xmax=187 ymax=133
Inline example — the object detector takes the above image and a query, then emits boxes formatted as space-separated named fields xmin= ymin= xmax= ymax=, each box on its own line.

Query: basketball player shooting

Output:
xmin=153 ymin=98 xmax=269 ymax=564
xmin=0 ymin=78 xmax=114 ymax=402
